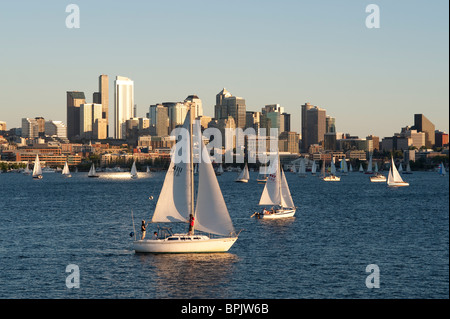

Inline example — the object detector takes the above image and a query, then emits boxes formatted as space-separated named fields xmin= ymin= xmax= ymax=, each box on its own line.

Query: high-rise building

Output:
xmin=301 ymin=102 xmax=314 ymax=152
xmin=412 ymin=114 xmax=435 ymax=148
xmin=80 ymin=103 xmax=102 ymax=139
xmin=148 ymin=104 xmax=169 ymax=136
xmin=114 ymin=76 xmax=134 ymax=139
xmin=435 ymin=130 xmax=449 ymax=147
xmin=45 ymin=121 xmax=67 ymax=139
xmin=326 ymin=115 xmax=336 ymax=133
xmin=21 ymin=118 xmax=39 ymax=138
xmin=67 ymin=91 xmax=86 ymax=140
xmin=93 ymin=75 xmax=109 ymax=136
xmin=305 ymin=105 xmax=326 ymax=152
xmin=214 ymin=88 xmax=246 ymax=129
xmin=184 ymin=95 xmax=203 ymax=118
xmin=35 ymin=117 xmax=45 ymax=137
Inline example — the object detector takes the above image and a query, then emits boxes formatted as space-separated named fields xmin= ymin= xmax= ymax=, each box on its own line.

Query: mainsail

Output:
xmin=32 ymin=155 xmax=42 ymax=177
xmin=259 ymin=155 xmax=294 ymax=208
xmin=387 ymin=157 xmax=405 ymax=184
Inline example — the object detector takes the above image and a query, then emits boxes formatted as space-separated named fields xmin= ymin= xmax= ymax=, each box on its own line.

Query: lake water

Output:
xmin=0 ymin=170 xmax=448 ymax=299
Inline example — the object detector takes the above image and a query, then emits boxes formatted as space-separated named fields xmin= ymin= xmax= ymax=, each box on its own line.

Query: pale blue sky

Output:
xmin=0 ymin=0 xmax=448 ymax=138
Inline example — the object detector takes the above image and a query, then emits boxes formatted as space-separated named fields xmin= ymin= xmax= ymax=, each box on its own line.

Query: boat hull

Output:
xmin=235 ymin=179 xmax=248 ymax=183
xmin=370 ymin=177 xmax=386 ymax=182
xmin=387 ymin=182 xmax=409 ymax=187
xmin=132 ymin=235 xmax=238 ymax=253
xmin=256 ymin=209 xmax=296 ymax=219
xmin=322 ymin=175 xmax=341 ymax=181
xmin=32 ymin=175 xmax=43 ymax=179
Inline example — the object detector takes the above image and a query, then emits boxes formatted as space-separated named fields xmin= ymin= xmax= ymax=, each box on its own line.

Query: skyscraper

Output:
xmin=301 ymin=102 xmax=314 ymax=152
xmin=80 ymin=103 xmax=102 ymax=139
xmin=412 ymin=114 xmax=435 ymax=148
xmin=114 ymin=76 xmax=134 ymax=139
xmin=214 ymin=88 xmax=246 ymax=129
xmin=301 ymin=102 xmax=326 ymax=152
xmin=93 ymin=74 xmax=109 ymax=136
xmin=67 ymin=91 xmax=86 ymax=140
xmin=21 ymin=118 xmax=39 ymax=138
xmin=184 ymin=95 xmax=203 ymax=118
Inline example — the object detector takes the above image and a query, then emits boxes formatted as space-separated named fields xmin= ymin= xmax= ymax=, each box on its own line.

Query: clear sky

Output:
xmin=0 ymin=0 xmax=448 ymax=138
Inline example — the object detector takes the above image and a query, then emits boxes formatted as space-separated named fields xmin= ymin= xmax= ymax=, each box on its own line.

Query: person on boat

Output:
xmin=188 ymin=214 xmax=195 ymax=235
xmin=141 ymin=220 xmax=147 ymax=240
xmin=153 ymin=231 xmax=158 ymax=240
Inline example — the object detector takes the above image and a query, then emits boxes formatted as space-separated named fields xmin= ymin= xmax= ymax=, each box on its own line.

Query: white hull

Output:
xmin=322 ymin=175 xmax=341 ymax=181
xmin=133 ymin=235 xmax=237 ymax=253
xmin=370 ymin=177 xmax=386 ymax=182
xmin=235 ymin=179 xmax=248 ymax=183
xmin=256 ymin=208 xmax=296 ymax=219
xmin=387 ymin=182 xmax=409 ymax=187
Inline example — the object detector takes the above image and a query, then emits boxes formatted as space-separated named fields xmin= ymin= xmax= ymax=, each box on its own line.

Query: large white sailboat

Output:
xmin=130 ymin=160 xmax=138 ymax=179
xmin=132 ymin=110 xmax=238 ymax=253
xmin=235 ymin=163 xmax=250 ymax=183
xmin=62 ymin=161 xmax=72 ymax=178
xmin=88 ymin=163 xmax=99 ymax=178
xmin=387 ymin=157 xmax=409 ymax=187
xmin=32 ymin=154 xmax=43 ymax=179
xmin=252 ymin=154 xmax=296 ymax=219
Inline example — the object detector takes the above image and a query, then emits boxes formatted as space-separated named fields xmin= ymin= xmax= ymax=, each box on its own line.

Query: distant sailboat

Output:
xmin=340 ymin=159 xmax=348 ymax=175
xmin=130 ymin=160 xmax=138 ymax=179
xmin=323 ymin=157 xmax=340 ymax=181
xmin=62 ymin=161 xmax=72 ymax=178
xmin=146 ymin=166 xmax=151 ymax=173
xmin=359 ymin=163 xmax=364 ymax=173
xmin=235 ymin=163 xmax=250 ymax=183
xmin=387 ymin=157 xmax=409 ymax=187
xmin=349 ymin=163 xmax=353 ymax=172
xmin=215 ymin=164 xmax=224 ymax=176
xmin=365 ymin=155 xmax=374 ymax=174
xmin=253 ymin=153 xmax=296 ymax=219
xmin=438 ymin=162 xmax=446 ymax=176
xmin=403 ymin=162 xmax=412 ymax=174
xmin=23 ymin=163 xmax=31 ymax=175
xmin=32 ymin=155 xmax=43 ymax=179
xmin=398 ymin=163 xmax=403 ymax=173
xmin=311 ymin=160 xmax=317 ymax=175
xmin=88 ymin=163 xmax=99 ymax=178
xmin=298 ymin=158 xmax=306 ymax=177
xmin=132 ymin=109 xmax=238 ymax=253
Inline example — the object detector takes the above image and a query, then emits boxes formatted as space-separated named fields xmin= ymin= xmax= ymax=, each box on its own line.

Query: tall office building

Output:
xmin=326 ymin=115 xmax=336 ymax=133
xmin=93 ymin=74 xmax=109 ymax=136
xmin=80 ymin=103 xmax=103 ymax=139
xmin=148 ymin=104 xmax=169 ymax=136
xmin=67 ymin=91 xmax=86 ymax=140
xmin=412 ymin=114 xmax=435 ymax=148
xmin=184 ymin=95 xmax=203 ymax=118
xmin=21 ymin=118 xmax=39 ymax=138
xmin=45 ymin=121 xmax=67 ymax=139
xmin=301 ymin=102 xmax=326 ymax=152
xmin=214 ymin=88 xmax=246 ymax=129
xmin=114 ymin=76 xmax=134 ymax=139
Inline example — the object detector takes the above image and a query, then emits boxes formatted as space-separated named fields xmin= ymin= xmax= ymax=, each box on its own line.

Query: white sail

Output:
xmin=311 ymin=161 xmax=317 ymax=174
xmin=367 ymin=155 xmax=373 ymax=173
xmin=259 ymin=163 xmax=281 ymax=206
xmin=280 ymin=169 xmax=295 ymax=208
xmin=23 ymin=163 xmax=31 ymax=174
xmin=359 ymin=163 xmax=363 ymax=172
xmin=88 ymin=164 xmax=96 ymax=176
xmin=374 ymin=162 xmax=378 ymax=173
xmin=146 ymin=166 xmax=150 ymax=173
xmin=62 ymin=162 xmax=70 ymax=175
xmin=217 ymin=164 xmax=224 ymax=174
xmin=398 ymin=163 xmax=403 ymax=173
xmin=388 ymin=157 xmax=405 ymax=184
xmin=151 ymin=112 xmax=193 ymax=224
xmin=130 ymin=161 xmax=138 ymax=177
xmin=194 ymin=131 xmax=235 ymax=237
xmin=236 ymin=163 xmax=249 ymax=181
xmin=330 ymin=158 xmax=336 ymax=175
xmin=32 ymin=155 xmax=42 ymax=176
xmin=298 ymin=158 xmax=306 ymax=175
xmin=439 ymin=162 xmax=446 ymax=176
xmin=349 ymin=163 xmax=353 ymax=172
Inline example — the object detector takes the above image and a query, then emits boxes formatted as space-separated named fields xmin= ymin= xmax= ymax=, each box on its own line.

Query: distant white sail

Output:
xmin=367 ymin=155 xmax=373 ymax=173
xmin=130 ymin=161 xmax=138 ymax=178
xmin=387 ymin=157 xmax=408 ymax=186
xmin=62 ymin=161 xmax=71 ymax=176
xmin=32 ymin=154 xmax=42 ymax=177
xmin=311 ymin=161 xmax=317 ymax=174
xmin=330 ymin=158 xmax=336 ymax=175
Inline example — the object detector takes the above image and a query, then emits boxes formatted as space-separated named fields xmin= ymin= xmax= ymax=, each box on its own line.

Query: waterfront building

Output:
xmin=21 ymin=118 xmax=39 ymax=138
xmin=45 ymin=121 xmax=67 ymax=139
xmin=435 ymin=130 xmax=449 ymax=148
xmin=412 ymin=114 xmax=435 ymax=148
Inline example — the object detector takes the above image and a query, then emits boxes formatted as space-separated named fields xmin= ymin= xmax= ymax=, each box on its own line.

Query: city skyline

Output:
xmin=0 ymin=0 xmax=448 ymax=138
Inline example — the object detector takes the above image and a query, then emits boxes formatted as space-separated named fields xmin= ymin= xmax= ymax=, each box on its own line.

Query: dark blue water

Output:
xmin=0 ymin=170 xmax=448 ymax=299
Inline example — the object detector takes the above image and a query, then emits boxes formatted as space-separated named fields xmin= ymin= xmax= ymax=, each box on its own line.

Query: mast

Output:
xmin=188 ymin=106 xmax=195 ymax=235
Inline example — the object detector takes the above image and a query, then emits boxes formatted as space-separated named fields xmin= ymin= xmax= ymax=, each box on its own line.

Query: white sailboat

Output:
xmin=298 ymin=158 xmax=306 ymax=177
xmin=62 ymin=161 xmax=72 ymax=178
xmin=311 ymin=160 xmax=317 ymax=175
xmin=132 ymin=110 xmax=238 ymax=253
xmin=323 ymin=157 xmax=340 ymax=181
xmin=146 ymin=166 xmax=151 ymax=173
xmin=365 ymin=155 xmax=373 ymax=174
xmin=88 ymin=163 xmax=99 ymax=178
xmin=235 ymin=163 xmax=250 ymax=183
xmin=253 ymin=154 xmax=296 ymax=219
xmin=438 ymin=162 xmax=446 ymax=176
xmin=340 ymin=159 xmax=348 ymax=175
xmin=130 ymin=160 xmax=138 ymax=179
xmin=215 ymin=164 xmax=224 ymax=176
xmin=387 ymin=157 xmax=409 ymax=187
xmin=32 ymin=154 xmax=43 ymax=179
xmin=398 ymin=163 xmax=403 ymax=173
xmin=359 ymin=163 xmax=364 ymax=173
xmin=403 ymin=162 xmax=412 ymax=174
xmin=23 ymin=163 xmax=31 ymax=175
xmin=349 ymin=163 xmax=353 ymax=172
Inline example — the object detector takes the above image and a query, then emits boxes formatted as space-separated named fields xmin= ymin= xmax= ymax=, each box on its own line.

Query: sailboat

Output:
xmin=298 ymin=158 xmax=306 ymax=177
xmin=252 ymin=154 xmax=296 ymax=219
xmin=398 ymin=163 xmax=403 ymax=173
xmin=146 ymin=166 xmax=151 ymax=173
xmin=32 ymin=154 xmax=43 ymax=179
xmin=349 ymin=163 xmax=353 ymax=172
xmin=132 ymin=110 xmax=238 ymax=253
xmin=23 ymin=163 xmax=31 ymax=175
xmin=130 ymin=160 xmax=138 ymax=179
xmin=311 ymin=160 xmax=317 ymax=175
xmin=403 ymin=162 xmax=412 ymax=174
xmin=387 ymin=157 xmax=409 ymax=187
xmin=438 ymin=162 xmax=446 ymax=176
xmin=323 ymin=157 xmax=340 ymax=181
xmin=340 ymin=159 xmax=348 ymax=175
xmin=215 ymin=164 xmax=224 ymax=176
xmin=365 ymin=155 xmax=374 ymax=174
xmin=88 ymin=163 xmax=99 ymax=178
xmin=359 ymin=163 xmax=364 ymax=173
xmin=61 ymin=161 xmax=72 ymax=178
xmin=235 ymin=163 xmax=250 ymax=183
